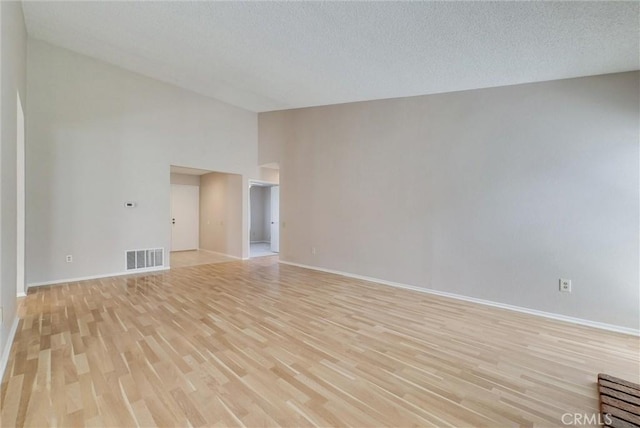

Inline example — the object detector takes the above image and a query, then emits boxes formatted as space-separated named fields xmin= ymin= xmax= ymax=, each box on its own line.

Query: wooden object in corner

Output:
xmin=598 ymin=373 xmax=640 ymax=428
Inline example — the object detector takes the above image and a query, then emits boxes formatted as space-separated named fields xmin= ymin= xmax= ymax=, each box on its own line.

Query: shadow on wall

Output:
xmin=250 ymin=185 xmax=271 ymax=244
xmin=199 ymin=171 xmax=243 ymax=258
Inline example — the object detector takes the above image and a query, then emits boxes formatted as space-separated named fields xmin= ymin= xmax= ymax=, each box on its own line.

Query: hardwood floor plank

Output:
xmin=2 ymin=256 xmax=638 ymax=427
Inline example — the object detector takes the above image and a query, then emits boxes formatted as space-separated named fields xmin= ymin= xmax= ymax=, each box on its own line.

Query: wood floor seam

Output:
xmin=1 ymin=257 xmax=638 ymax=427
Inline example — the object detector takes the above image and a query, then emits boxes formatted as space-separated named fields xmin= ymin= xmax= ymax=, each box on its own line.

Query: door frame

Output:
xmin=248 ymin=179 xmax=279 ymax=258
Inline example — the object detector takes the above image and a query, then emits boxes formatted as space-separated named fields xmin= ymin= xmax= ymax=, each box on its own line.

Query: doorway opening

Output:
xmin=169 ymin=166 xmax=242 ymax=268
xmin=249 ymin=181 xmax=279 ymax=258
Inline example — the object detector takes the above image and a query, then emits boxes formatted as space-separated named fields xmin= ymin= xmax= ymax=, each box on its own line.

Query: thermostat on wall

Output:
xmin=124 ymin=202 xmax=136 ymax=208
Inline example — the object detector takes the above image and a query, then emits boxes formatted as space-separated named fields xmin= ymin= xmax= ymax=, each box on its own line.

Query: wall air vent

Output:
xmin=125 ymin=248 xmax=164 ymax=271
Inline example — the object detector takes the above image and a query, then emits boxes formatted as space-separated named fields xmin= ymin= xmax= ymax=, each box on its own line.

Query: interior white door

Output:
xmin=171 ymin=184 xmax=199 ymax=251
xmin=270 ymin=186 xmax=280 ymax=253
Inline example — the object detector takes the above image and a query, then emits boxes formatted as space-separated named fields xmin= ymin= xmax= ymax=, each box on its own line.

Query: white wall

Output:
xmin=260 ymin=72 xmax=640 ymax=330
xmin=0 ymin=0 xmax=27 ymax=359
xmin=199 ymin=172 xmax=243 ymax=257
xmin=26 ymin=40 xmax=259 ymax=285
xmin=16 ymin=93 xmax=25 ymax=297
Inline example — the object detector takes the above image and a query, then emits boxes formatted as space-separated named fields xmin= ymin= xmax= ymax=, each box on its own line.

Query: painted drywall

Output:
xmin=26 ymin=40 xmax=259 ymax=285
xmin=0 ymin=0 xmax=27 ymax=360
xmin=16 ymin=93 xmax=25 ymax=298
xmin=250 ymin=186 xmax=271 ymax=243
xmin=199 ymin=172 xmax=243 ymax=257
xmin=259 ymin=167 xmax=280 ymax=184
xmin=263 ymin=187 xmax=272 ymax=243
xmin=249 ymin=186 xmax=265 ymax=242
xmin=170 ymin=173 xmax=201 ymax=186
xmin=258 ymin=111 xmax=288 ymax=164
xmin=260 ymin=72 xmax=640 ymax=330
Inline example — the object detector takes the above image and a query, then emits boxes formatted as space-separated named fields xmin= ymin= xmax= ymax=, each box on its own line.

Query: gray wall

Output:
xmin=263 ymin=187 xmax=271 ymax=242
xmin=199 ymin=172 xmax=243 ymax=257
xmin=260 ymin=72 xmax=640 ymax=330
xmin=26 ymin=40 xmax=258 ymax=284
xmin=1 ymin=1 xmax=27 ymax=357
xmin=250 ymin=186 xmax=271 ymax=243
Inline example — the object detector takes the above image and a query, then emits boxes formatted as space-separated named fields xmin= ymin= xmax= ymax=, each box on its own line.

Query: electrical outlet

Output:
xmin=559 ymin=278 xmax=571 ymax=293
xmin=311 ymin=247 xmax=317 ymax=255
xmin=66 ymin=255 xmax=73 ymax=263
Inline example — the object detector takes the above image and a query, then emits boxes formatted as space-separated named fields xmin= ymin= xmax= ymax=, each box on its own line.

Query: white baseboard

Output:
xmin=17 ymin=292 xmax=26 ymax=298
xmin=279 ymin=260 xmax=639 ymax=336
xmin=28 ymin=251 xmax=242 ymax=291
xmin=0 ymin=316 xmax=20 ymax=383
xmin=27 ymin=266 xmax=169 ymax=289
xmin=197 ymin=249 xmax=242 ymax=260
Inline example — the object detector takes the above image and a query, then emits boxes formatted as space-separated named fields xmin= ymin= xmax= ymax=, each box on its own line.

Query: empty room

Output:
xmin=1 ymin=1 xmax=639 ymax=427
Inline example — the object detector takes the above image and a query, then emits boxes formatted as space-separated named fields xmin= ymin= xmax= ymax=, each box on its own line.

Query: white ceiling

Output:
xmin=22 ymin=1 xmax=639 ymax=112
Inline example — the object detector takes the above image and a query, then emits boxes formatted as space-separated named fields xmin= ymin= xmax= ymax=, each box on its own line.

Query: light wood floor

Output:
xmin=170 ymin=250 xmax=237 ymax=269
xmin=2 ymin=257 xmax=638 ymax=427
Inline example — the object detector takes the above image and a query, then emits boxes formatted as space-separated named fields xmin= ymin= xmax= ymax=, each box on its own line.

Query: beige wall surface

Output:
xmin=258 ymin=111 xmax=288 ymax=165
xmin=199 ymin=172 xmax=243 ymax=258
xmin=1 ymin=1 xmax=27 ymax=359
xmin=260 ymin=72 xmax=640 ymax=330
xmin=170 ymin=173 xmax=201 ymax=187
xmin=26 ymin=40 xmax=258 ymax=284
xmin=259 ymin=167 xmax=280 ymax=184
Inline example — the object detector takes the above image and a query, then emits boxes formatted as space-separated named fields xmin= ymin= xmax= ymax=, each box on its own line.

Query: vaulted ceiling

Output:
xmin=22 ymin=1 xmax=639 ymax=112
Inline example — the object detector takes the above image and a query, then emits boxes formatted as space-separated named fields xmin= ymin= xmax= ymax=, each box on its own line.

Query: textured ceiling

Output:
xmin=22 ymin=1 xmax=639 ymax=112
